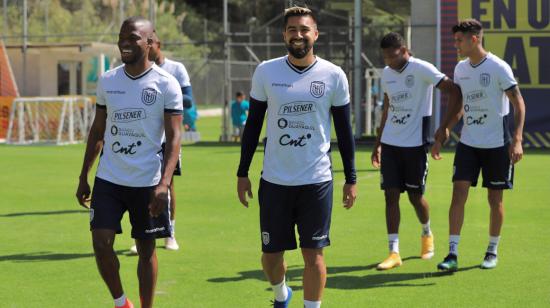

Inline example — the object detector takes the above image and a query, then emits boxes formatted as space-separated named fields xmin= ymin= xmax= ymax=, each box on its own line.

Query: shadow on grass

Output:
xmin=208 ymin=256 xmax=478 ymax=290
xmin=0 ymin=249 xmax=128 ymax=262
xmin=0 ymin=209 xmax=88 ymax=218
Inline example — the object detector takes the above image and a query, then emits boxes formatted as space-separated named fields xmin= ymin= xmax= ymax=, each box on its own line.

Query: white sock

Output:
xmin=304 ymin=300 xmax=322 ymax=308
xmin=421 ymin=220 xmax=432 ymax=236
xmin=114 ymin=294 xmax=127 ymax=307
xmin=487 ymin=236 xmax=500 ymax=255
xmin=449 ymin=235 xmax=460 ymax=256
xmin=271 ymin=278 xmax=288 ymax=302
xmin=388 ymin=233 xmax=399 ymax=253
xmin=170 ymin=219 xmax=176 ymax=237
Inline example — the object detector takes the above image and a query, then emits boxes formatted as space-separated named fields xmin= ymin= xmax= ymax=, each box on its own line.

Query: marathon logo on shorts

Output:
xmin=310 ymin=81 xmax=325 ymax=98
xmin=480 ymin=73 xmax=491 ymax=87
xmin=312 ymin=234 xmax=328 ymax=241
xmin=145 ymin=227 xmax=165 ymax=234
xmin=89 ymin=208 xmax=94 ymax=222
xmin=141 ymin=88 xmax=157 ymax=106
xmin=112 ymin=108 xmax=146 ymax=123
xmin=261 ymin=232 xmax=270 ymax=245
xmin=278 ymin=101 xmax=316 ymax=116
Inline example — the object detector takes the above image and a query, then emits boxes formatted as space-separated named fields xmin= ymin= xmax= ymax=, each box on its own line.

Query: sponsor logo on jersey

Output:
xmin=463 ymin=104 xmax=489 ymax=113
xmin=261 ymin=232 xmax=270 ymax=245
xmin=110 ymin=125 xmax=146 ymax=138
xmin=391 ymin=114 xmax=411 ymax=125
xmin=277 ymin=118 xmax=315 ymax=131
xmin=112 ymin=108 xmax=146 ymax=123
xmin=405 ymin=74 xmax=415 ymax=88
xmin=466 ymin=114 xmax=488 ymax=125
xmin=111 ymin=140 xmax=142 ymax=155
xmin=465 ymin=90 xmax=488 ymax=103
xmin=141 ymin=88 xmax=157 ymax=105
xmin=390 ymin=91 xmax=412 ymax=104
xmin=389 ymin=105 xmax=413 ymax=113
xmin=279 ymin=133 xmax=312 ymax=147
xmin=278 ymin=101 xmax=316 ymax=116
xmin=310 ymin=81 xmax=325 ymax=98
xmin=480 ymin=73 xmax=491 ymax=87
xmin=272 ymin=82 xmax=293 ymax=88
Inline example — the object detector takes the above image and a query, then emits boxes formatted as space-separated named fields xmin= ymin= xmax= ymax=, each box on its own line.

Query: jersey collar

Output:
xmin=123 ymin=65 xmax=154 ymax=80
xmin=285 ymin=56 xmax=318 ymax=74
xmin=469 ymin=53 xmax=490 ymax=68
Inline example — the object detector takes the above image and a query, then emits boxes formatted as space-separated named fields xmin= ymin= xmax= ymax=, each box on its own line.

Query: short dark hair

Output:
xmin=380 ymin=32 xmax=407 ymax=49
xmin=236 ymin=91 xmax=244 ymax=97
xmin=283 ymin=6 xmax=317 ymax=28
xmin=452 ymin=19 xmax=483 ymax=36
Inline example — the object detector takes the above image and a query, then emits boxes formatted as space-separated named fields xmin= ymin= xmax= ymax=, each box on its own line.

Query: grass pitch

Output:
xmin=0 ymin=116 xmax=549 ymax=307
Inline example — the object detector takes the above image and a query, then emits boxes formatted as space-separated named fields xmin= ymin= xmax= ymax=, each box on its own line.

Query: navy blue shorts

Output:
xmin=90 ymin=177 xmax=172 ymax=239
xmin=380 ymin=143 xmax=429 ymax=194
xmin=258 ymin=178 xmax=333 ymax=253
xmin=453 ymin=142 xmax=513 ymax=189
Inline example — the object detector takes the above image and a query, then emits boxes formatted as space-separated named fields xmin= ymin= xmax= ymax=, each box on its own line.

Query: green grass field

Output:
xmin=1 ymin=115 xmax=549 ymax=307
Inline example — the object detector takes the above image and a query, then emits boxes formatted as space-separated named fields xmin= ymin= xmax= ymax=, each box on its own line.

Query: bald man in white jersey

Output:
xmin=433 ymin=19 xmax=526 ymax=271
xmin=76 ymin=17 xmax=183 ymax=308
xmin=372 ymin=32 xmax=461 ymax=270
xmin=236 ymin=7 xmax=356 ymax=308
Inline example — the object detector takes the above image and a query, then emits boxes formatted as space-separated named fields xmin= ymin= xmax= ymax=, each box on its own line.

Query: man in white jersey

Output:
xmin=129 ymin=32 xmax=194 ymax=253
xmin=236 ymin=7 xmax=356 ymax=308
xmin=371 ymin=32 xmax=462 ymax=270
xmin=432 ymin=19 xmax=525 ymax=271
xmin=75 ymin=17 xmax=183 ymax=308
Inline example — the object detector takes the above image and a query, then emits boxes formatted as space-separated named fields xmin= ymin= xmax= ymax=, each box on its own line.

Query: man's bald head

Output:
xmin=118 ymin=16 xmax=155 ymax=67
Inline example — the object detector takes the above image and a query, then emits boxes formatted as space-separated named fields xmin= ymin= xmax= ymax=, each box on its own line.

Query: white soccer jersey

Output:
xmin=454 ymin=53 xmax=517 ymax=148
xmin=250 ymin=56 xmax=350 ymax=186
xmin=381 ymin=57 xmax=446 ymax=147
xmin=95 ymin=64 xmax=183 ymax=187
xmin=159 ymin=58 xmax=191 ymax=88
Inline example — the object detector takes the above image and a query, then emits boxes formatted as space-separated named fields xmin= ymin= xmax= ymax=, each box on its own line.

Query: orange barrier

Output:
xmin=0 ymin=96 xmax=14 ymax=140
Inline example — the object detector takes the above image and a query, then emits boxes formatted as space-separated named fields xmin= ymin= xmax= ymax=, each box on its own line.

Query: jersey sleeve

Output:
xmin=331 ymin=67 xmax=350 ymax=107
xmin=419 ymin=61 xmax=446 ymax=86
xmin=453 ymin=65 xmax=461 ymax=86
xmin=250 ymin=63 xmax=267 ymax=102
xmin=95 ymin=77 xmax=106 ymax=108
xmin=164 ymin=76 xmax=184 ymax=114
xmin=497 ymin=61 xmax=517 ymax=91
xmin=176 ymin=63 xmax=191 ymax=87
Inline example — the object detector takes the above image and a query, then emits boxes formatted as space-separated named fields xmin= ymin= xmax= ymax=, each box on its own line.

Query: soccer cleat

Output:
xmin=129 ymin=245 xmax=138 ymax=254
xmin=115 ymin=298 xmax=134 ymax=308
xmin=376 ymin=252 xmax=402 ymax=270
xmin=272 ymin=286 xmax=292 ymax=308
xmin=421 ymin=234 xmax=435 ymax=259
xmin=165 ymin=237 xmax=180 ymax=251
xmin=437 ymin=254 xmax=458 ymax=271
xmin=480 ymin=252 xmax=498 ymax=269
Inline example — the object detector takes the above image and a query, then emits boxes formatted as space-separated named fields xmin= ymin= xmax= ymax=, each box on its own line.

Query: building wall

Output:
xmin=411 ymin=0 xmax=437 ymax=63
xmin=6 ymin=47 xmax=90 ymax=97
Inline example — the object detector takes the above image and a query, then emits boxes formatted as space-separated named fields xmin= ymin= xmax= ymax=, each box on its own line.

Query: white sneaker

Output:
xmin=129 ymin=244 xmax=138 ymax=254
xmin=165 ymin=237 xmax=180 ymax=251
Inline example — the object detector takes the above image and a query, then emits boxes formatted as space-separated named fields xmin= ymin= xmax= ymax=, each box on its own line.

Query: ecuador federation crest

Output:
xmin=141 ymin=88 xmax=157 ymax=105
xmin=480 ymin=73 xmax=491 ymax=87
xmin=310 ymin=81 xmax=325 ymax=98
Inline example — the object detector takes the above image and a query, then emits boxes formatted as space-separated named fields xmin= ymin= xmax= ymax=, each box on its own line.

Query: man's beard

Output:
xmin=285 ymin=39 xmax=311 ymax=59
